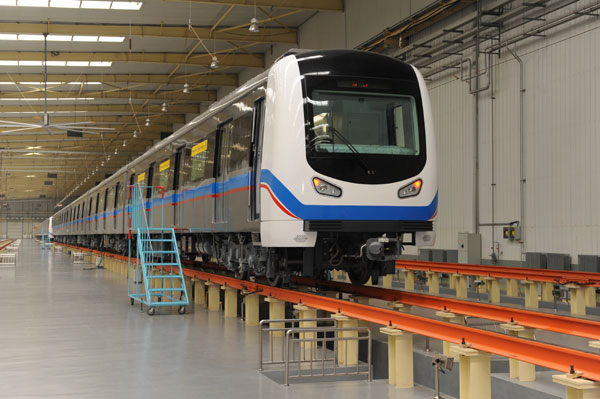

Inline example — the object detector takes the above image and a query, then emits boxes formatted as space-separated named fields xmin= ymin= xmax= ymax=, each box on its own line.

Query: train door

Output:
xmin=250 ymin=98 xmax=265 ymax=220
xmin=94 ymin=192 xmax=100 ymax=231
xmin=214 ymin=121 xmax=232 ymax=224
xmin=102 ymin=188 xmax=109 ymax=230
xmin=172 ymin=147 xmax=183 ymax=227
xmin=145 ymin=164 xmax=155 ymax=226
xmin=113 ymin=182 xmax=120 ymax=231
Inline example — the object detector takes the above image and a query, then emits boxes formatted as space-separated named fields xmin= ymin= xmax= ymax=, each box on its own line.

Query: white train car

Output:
xmin=48 ymin=49 xmax=437 ymax=285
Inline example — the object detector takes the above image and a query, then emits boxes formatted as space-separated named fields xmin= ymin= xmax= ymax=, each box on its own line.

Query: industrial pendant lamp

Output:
xmin=249 ymin=18 xmax=259 ymax=33
xmin=210 ymin=55 xmax=219 ymax=70
xmin=161 ymin=102 xmax=168 ymax=112
xmin=145 ymin=118 xmax=151 ymax=126
xmin=183 ymin=82 xmax=190 ymax=94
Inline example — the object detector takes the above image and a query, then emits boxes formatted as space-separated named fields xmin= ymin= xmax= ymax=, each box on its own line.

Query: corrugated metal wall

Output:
xmin=425 ymin=11 xmax=600 ymax=261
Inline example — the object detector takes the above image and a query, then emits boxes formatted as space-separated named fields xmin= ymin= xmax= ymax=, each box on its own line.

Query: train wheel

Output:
xmin=348 ymin=267 xmax=370 ymax=285
xmin=234 ymin=265 xmax=249 ymax=280
xmin=267 ymin=274 xmax=282 ymax=287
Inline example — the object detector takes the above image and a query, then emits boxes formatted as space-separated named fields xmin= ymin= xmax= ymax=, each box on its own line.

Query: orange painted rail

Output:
xmin=293 ymin=276 xmax=600 ymax=340
xmin=59 ymin=243 xmax=600 ymax=380
xmin=185 ymin=269 xmax=600 ymax=381
xmin=0 ymin=240 xmax=15 ymax=251
xmin=396 ymin=259 xmax=600 ymax=287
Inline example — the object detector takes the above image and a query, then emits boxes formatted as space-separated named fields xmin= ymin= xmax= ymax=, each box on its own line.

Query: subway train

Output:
xmin=44 ymin=49 xmax=438 ymax=285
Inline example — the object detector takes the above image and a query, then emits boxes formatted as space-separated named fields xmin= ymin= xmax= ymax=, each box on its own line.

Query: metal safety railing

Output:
xmin=258 ymin=318 xmax=372 ymax=386
xmin=0 ymin=253 xmax=16 ymax=266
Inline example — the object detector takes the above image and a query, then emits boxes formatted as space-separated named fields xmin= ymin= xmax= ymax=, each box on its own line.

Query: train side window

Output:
xmin=114 ymin=182 xmax=120 ymax=208
xmin=95 ymin=192 xmax=101 ymax=214
xmin=173 ymin=147 xmax=183 ymax=191
xmin=146 ymin=164 xmax=155 ymax=198
xmin=190 ymin=132 xmax=216 ymax=182
xmin=81 ymin=202 xmax=85 ymax=219
xmin=104 ymin=188 xmax=110 ymax=211
xmin=88 ymin=197 xmax=93 ymax=216
xmin=129 ymin=173 xmax=135 ymax=187
xmin=156 ymin=158 xmax=170 ymax=192
xmin=228 ymin=113 xmax=253 ymax=173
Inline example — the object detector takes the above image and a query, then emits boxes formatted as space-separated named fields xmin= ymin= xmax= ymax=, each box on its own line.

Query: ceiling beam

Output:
xmin=0 ymin=22 xmax=297 ymax=44
xmin=0 ymin=73 xmax=238 ymax=86
xmin=161 ymin=0 xmax=343 ymax=11
xmin=0 ymin=115 xmax=184 ymax=124
xmin=0 ymin=52 xmax=265 ymax=68
xmin=0 ymin=104 xmax=201 ymax=114
xmin=0 ymin=90 xmax=216 ymax=101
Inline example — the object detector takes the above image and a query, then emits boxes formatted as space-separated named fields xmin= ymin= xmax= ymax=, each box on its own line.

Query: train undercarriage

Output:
xmin=53 ymin=231 xmax=400 ymax=286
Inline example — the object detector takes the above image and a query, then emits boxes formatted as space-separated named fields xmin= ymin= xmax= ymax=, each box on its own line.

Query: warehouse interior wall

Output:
xmin=228 ymin=0 xmax=599 ymax=264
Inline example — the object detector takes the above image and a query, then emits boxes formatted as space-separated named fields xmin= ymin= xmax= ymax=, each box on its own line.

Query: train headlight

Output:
xmin=398 ymin=179 xmax=422 ymax=198
xmin=312 ymin=177 xmax=342 ymax=197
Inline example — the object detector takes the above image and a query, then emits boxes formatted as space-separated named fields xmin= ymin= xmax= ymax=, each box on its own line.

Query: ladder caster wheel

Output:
xmin=147 ymin=307 xmax=156 ymax=316
xmin=130 ymin=298 xmax=134 ymax=306
xmin=178 ymin=306 xmax=186 ymax=315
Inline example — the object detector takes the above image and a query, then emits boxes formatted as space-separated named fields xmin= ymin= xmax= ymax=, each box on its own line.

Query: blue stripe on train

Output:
xmin=54 ymin=170 xmax=436 ymax=229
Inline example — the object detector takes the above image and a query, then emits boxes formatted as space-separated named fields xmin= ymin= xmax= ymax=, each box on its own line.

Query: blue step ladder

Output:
xmin=40 ymin=228 xmax=51 ymax=249
xmin=127 ymin=183 xmax=189 ymax=316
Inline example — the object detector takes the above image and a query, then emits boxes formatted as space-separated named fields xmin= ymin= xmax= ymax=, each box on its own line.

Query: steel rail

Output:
xmin=182 ymin=269 xmax=600 ymax=381
xmin=58 ymin=243 xmax=600 ymax=379
xmin=396 ymin=260 xmax=600 ymax=287
xmin=292 ymin=276 xmax=600 ymax=341
xmin=0 ymin=240 xmax=16 ymax=251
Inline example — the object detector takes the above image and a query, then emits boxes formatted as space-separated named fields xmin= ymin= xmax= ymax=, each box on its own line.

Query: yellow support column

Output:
xmin=552 ymin=374 xmax=600 ymax=399
xmin=455 ymin=274 xmax=468 ymax=299
xmin=222 ymin=285 xmax=238 ymax=318
xmin=567 ymin=284 xmax=587 ymax=316
xmin=542 ymin=282 xmax=554 ymax=302
xmin=243 ymin=291 xmax=259 ymax=326
xmin=404 ymin=271 xmax=415 ymax=291
xmin=501 ymin=323 xmax=536 ymax=381
xmin=436 ymin=310 xmax=465 ymax=358
xmin=382 ymin=274 xmax=393 ymax=288
xmin=294 ymin=304 xmax=317 ymax=360
xmin=380 ymin=326 xmax=414 ymax=388
xmin=388 ymin=301 xmax=412 ymax=314
xmin=449 ymin=274 xmax=457 ymax=289
xmin=521 ymin=281 xmax=539 ymax=309
xmin=265 ymin=297 xmax=285 ymax=337
xmin=451 ymin=345 xmax=491 ymax=399
xmin=484 ymin=277 xmax=501 ymax=304
xmin=585 ymin=287 xmax=597 ymax=308
xmin=205 ymin=281 xmax=220 ymax=312
xmin=350 ymin=295 xmax=370 ymax=327
xmin=331 ymin=312 xmax=358 ymax=366
xmin=426 ymin=272 xmax=440 ymax=295
xmin=193 ymin=278 xmax=205 ymax=307
xmin=506 ymin=279 xmax=519 ymax=297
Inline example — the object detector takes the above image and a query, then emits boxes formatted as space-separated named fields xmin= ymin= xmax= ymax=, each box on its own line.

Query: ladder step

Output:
xmin=147 ymin=239 xmax=172 ymax=242
xmin=146 ymin=275 xmax=181 ymax=279
xmin=149 ymin=288 xmax=185 ymax=292
xmin=144 ymin=262 xmax=179 ymax=266
xmin=146 ymin=250 xmax=177 ymax=254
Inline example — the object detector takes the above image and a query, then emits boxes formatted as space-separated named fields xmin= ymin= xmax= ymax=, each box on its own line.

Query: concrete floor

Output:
xmin=0 ymin=240 xmax=446 ymax=399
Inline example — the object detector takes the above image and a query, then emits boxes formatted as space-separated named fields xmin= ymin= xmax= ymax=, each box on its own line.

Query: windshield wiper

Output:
xmin=329 ymin=126 xmax=376 ymax=175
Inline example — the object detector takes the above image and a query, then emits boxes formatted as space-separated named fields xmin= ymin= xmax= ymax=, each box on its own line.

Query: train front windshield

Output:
xmin=304 ymin=76 xmax=427 ymax=185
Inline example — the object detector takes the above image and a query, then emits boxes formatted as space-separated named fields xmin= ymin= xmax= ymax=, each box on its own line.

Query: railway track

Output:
xmin=57 ymin=242 xmax=600 ymax=381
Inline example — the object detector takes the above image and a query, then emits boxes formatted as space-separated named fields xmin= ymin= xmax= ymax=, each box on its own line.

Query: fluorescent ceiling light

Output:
xmin=110 ymin=1 xmax=141 ymax=9
xmin=0 ymin=60 xmax=111 ymax=67
xmin=73 ymin=36 xmax=98 ymax=42
xmin=47 ymin=35 xmax=72 ymax=41
xmin=26 ymin=175 xmax=36 ymax=177
xmin=98 ymin=36 xmax=125 ymax=42
xmin=66 ymin=61 xmax=89 ymax=66
xmin=0 ymin=34 xmax=17 ymax=40
xmin=80 ymin=0 xmax=110 ymax=8
xmin=19 ymin=81 xmax=62 ymax=85
xmin=17 ymin=0 xmax=48 ymax=6
xmin=89 ymin=61 xmax=112 ymax=67
xmin=18 ymin=34 xmax=45 ymax=40
xmin=49 ymin=0 xmax=79 ymax=7
xmin=25 ymin=152 xmax=41 ymax=155
xmin=0 ymin=0 xmax=16 ymax=5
